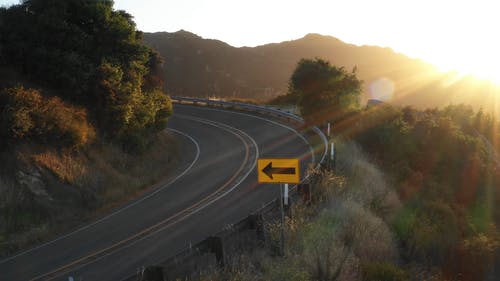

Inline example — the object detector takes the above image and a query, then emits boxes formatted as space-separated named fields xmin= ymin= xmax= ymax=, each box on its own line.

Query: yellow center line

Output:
xmin=31 ymin=116 xmax=253 ymax=281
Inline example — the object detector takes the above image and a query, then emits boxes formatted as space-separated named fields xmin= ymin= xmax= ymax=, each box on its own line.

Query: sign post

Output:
xmin=279 ymin=183 xmax=286 ymax=256
xmin=284 ymin=183 xmax=289 ymax=206
xmin=257 ymin=158 xmax=300 ymax=256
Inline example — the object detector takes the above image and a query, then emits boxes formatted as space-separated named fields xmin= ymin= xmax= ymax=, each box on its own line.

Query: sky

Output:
xmin=1 ymin=0 xmax=499 ymax=81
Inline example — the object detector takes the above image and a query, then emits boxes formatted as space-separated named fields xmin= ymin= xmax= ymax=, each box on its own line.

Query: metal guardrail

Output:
xmin=171 ymin=96 xmax=328 ymax=166
xmin=124 ymin=97 xmax=329 ymax=280
xmin=172 ymin=96 xmax=303 ymax=121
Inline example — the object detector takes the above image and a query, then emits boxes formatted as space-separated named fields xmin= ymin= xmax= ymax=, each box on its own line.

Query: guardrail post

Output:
xmin=248 ymin=214 xmax=265 ymax=243
xmin=141 ymin=266 xmax=163 ymax=281
xmin=297 ymin=183 xmax=311 ymax=204
xmin=323 ymin=122 xmax=336 ymax=170
xmin=329 ymin=141 xmax=335 ymax=170
xmin=206 ymin=236 xmax=224 ymax=267
xmin=121 ymin=97 xmax=328 ymax=281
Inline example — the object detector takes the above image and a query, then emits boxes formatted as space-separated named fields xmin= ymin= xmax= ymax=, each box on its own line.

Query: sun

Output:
xmin=457 ymin=54 xmax=500 ymax=83
xmin=432 ymin=56 xmax=500 ymax=86
xmin=462 ymin=63 xmax=500 ymax=85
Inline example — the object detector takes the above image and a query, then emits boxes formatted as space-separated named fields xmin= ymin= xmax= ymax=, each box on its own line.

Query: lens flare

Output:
xmin=369 ymin=77 xmax=395 ymax=102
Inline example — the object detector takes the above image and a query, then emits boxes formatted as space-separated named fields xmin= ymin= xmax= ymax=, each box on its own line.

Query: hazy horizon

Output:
xmin=1 ymin=0 xmax=499 ymax=83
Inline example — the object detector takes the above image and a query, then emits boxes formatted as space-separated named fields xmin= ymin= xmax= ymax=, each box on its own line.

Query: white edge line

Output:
xmin=181 ymin=105 xmax=316 ymax=164
xmin=56 ymin=105 xmax=319 ymax=280
xmin=173 ymin=98 xmax=327 ymax=166
xmin=177 ymin=104 xmax=327 ymax=191
xmin=0 ymin=128 xmax=201 ymax=265
xmin=94 ymin=106 xmax=313 ymax=281
xmin=50 ymin=116 xmax=260 ymax=280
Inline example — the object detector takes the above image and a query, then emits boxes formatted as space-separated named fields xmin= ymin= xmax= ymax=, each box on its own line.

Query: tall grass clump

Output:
xmin=226 ymin=140 xmax=405 ymax=281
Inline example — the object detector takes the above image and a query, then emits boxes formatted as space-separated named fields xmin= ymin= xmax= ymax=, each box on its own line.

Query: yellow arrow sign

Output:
xmin=257 ymin=158 xmax=300 ymax=184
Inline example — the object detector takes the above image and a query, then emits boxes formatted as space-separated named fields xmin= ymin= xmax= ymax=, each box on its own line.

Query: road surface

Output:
xmin=0 ymin=104 xmax=316 ymax=280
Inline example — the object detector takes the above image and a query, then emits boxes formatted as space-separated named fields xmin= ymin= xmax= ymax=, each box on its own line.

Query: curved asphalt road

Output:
xmin=0 ymin=104 xmax=315 ymax=281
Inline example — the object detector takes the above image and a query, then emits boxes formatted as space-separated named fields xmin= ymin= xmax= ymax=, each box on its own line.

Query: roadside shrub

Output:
xmin=39 ymin=95 xmax=95 ymax=147
xmin=308 ymin=167 xmax=347 ymax=204
xmin=394 ymin=201 xmax=461 ymax=265
xmin=453 ymin=230 xmax=500 ymax=281
xmin=335 ymin=141 xmax=401 ymax=220
xmin=265 ymin=259 xmax=311 ymax=281
xmin=0 ymin=86 xmax=41 ymax=139
xmin=285 ymin=141 xmax=399 ymax=280
xmin=299 ymin=212 xmax=357 ymax=281
xmin=327 ymin=200 xmax=399 ymax=266
xmin=0 ymin=86 xmax=95 ymax=148
xmin=361 ymin=262 xmax=408 ymax=281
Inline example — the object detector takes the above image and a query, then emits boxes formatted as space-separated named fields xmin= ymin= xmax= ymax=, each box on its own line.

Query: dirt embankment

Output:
xmin=0 ymin=130 xmax=181 ymax=258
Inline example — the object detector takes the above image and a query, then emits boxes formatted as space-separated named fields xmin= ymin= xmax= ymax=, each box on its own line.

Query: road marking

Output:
xmin=32 ymin=115 xmax=259 ymax=281
xmin=179 ymin=105 xmax=316 ymax=164
xmin=0 ymin=128 xmax=201 ymax=266
xmin=142 ymin=107 xmax=318 ymax=278
xmin=176 ymin=104 xmax=324 ymax=186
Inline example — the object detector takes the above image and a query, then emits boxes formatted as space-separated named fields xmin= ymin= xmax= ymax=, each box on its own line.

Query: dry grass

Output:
xmin=0 ymin=177 xmax=16 ymax=209
xmin=199 ymin=140 xmax=404 ymax=281
xmin=0 ymin=223 xmax=49 ymax=256
xmin=335 ymin=141 xmax=402 ymax=221
xmin=198 ymin=251 xmax=269 ymax=281
xmin=32 ymin=151 xmax=86 ymax=184
xmin=84 ymin=130 xmax=180 ymax=205
xmin=61 ymin=130 xmax=182 ymax=220
xmin=0 ymin=130 xmax=180 ymax=257
xmin=0 ymin=177 xmax=51 ymax=255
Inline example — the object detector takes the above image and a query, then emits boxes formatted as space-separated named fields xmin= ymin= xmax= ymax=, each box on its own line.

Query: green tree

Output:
xmin=289 ymin=58 xmax=362 ymax=126
xmin=0 ymin=0 xmax=172 ymax=150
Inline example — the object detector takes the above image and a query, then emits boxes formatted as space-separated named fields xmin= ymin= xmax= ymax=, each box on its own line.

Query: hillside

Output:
xmin=0 ymin=0 xmax=177 ymax=257
xmin=144 ymin=31 xmax=500 ymax=111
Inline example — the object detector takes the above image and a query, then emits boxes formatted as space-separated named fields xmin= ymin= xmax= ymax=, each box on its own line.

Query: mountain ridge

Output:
xmin=144 ymin=30 xmax=500 ymax=111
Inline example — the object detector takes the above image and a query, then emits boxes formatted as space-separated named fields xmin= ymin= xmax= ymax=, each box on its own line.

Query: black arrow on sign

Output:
xmin=262 ymin=162 xmax=296 ymax=179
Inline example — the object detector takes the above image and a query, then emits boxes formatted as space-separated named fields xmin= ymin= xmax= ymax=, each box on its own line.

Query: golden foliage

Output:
xmin=33 ymin=151 xmax=86 ymax=184
xmin=0 ymin=86 xmax=95 ymax=148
